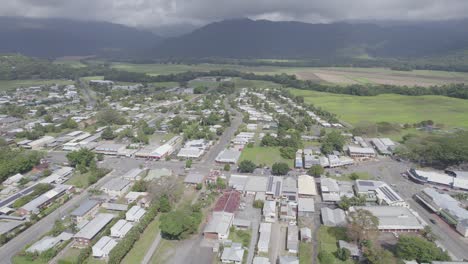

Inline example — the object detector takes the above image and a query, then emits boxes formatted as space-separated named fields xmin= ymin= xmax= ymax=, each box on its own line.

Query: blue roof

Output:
xmin=70 ymin=200 xmax=99 ymax=217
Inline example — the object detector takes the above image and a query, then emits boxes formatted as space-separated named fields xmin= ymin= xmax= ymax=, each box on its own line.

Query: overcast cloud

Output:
xmin=2 ymin=0 xmax=468 ymax=29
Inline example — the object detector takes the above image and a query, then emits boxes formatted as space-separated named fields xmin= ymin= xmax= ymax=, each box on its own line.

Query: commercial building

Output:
xmin=110 ymin=219 xmax=134 ymax=238
xmin=354 ymin=180 xmax=407 ymax=207
xmin=370 ymin=138 xmax=392 ymax=155
xmin=92 ymin=236 xmax=118 ymax=258
xmin=266 ymin=176 xmax=283 ymax=200
xmin=203 ymin=211 xmax=234 ymax=240
xmin=27 ymin=136 xmax=55 ymax=149
xmin=297 ymin=197 xmax=315 ymax=217
xmin=184 ymin=172 xmax=206 ymax=185
xmin=350 ymin=206 xmax=425 ymax=232
xmin=100 ymin=178 xmax=132 ymax=198
xmin=74 ymin=213 xmax=115 ymax=246
xmin=298 ymin=175 xmax=317 ymax=197
xmin=407 ymin=169 xmax=455 ymax=187
xmin=214 ymin=191 xmax=241 ymax=213
xmin=126 ymin=206 xmax=146 ymax=222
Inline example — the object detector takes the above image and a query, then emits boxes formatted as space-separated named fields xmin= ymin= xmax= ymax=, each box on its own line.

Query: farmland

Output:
xmin=109 ymin=62 xmax=468 ymax=86
xmin=290 ymin=88 xmax=468 ymax=129
xmin=0 ymin=79 xmax=74 ymax=91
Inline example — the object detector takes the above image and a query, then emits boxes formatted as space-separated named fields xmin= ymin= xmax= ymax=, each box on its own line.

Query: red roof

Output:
xmin=213 ymin=190 xmax=240 ymax=213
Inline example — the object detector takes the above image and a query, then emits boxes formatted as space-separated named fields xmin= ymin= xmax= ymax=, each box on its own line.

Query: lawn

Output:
xmin=65 ymin=172 xmax=91 ymax=188
xmin=12 ymin=256 xmax=48 ymax=264
xmin=150 ymin=239 xmax=176 ymax=264
xmin=121 ymin=216 xmax=160 ymax=264
xmin=290 ymin=88 xmax=468 ymax=129
xmin=228 ymin=228 xmax=251 ymax=247
xmin=299 ymin=242 xmax=313 ymax=264
xmin=239 ymin=146 xmax=293 ymax=167
xmin=317 ymin=226 xmax=354 ymax=264
xmin=57 ymin=247 xmax=80 ymax=263
xmin=0 ymin=79 xmax=74 ymax=91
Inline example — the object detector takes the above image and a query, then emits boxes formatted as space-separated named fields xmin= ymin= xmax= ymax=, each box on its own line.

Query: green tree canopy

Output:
xmin=271 ymin=162 xmax=290 ymax=175
xmin=238 ymin=160 xmax=256 ymax=173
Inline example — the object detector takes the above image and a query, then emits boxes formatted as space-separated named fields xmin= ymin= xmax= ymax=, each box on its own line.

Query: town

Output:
xmin=0 ymin=70 xmax=467 ymax=264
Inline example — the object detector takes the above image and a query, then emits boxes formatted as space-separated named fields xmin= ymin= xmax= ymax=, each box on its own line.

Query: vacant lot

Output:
xmin=290 ymin=89 xmax=468 ymax=129
xmin=239 ymin=146 xmax=292 ymax=167
xmin=296 ymin=67 xmax=468 ymax=86
xmin=317 ymin=226 xmax=354 ymax=264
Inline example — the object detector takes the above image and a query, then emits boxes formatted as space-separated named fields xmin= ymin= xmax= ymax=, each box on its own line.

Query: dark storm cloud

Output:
xmin=2 ymin=0 xmax=468 ymax=28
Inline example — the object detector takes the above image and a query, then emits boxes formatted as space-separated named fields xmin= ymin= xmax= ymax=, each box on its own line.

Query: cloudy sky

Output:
xmin=2 ymin=0 xmax=468 ymax=30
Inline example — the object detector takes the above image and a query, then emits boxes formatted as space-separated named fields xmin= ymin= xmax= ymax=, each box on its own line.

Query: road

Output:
xmin=0 ymin=167 xmax=121 ymax=262
xmin=336 ymin=157 xmax=468 ymax=260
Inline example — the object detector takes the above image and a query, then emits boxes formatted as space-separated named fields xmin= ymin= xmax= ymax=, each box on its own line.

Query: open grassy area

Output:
xmin=121 ymin=216 xmax=160 ymax=264
xmin=0 ymin=79 xmax=74 ymax=91
xmin=150 ymin=238 xmax=177 ymax=264
xmin=299 ymin=241 xmax=313 ymax=264
xmin=228 ymin=228 xmax=252 ymax=247
xmin=65 ymin=171 xmax=91 ymax=188
xmin=317 ymin=226 xmax=354 ymax=264
xmin=239 ymin=146 xmax=293 ymax=167
xmin=53 ymin=60 xmax=87 ymax=68
xmin=290 ymin=89 xmax=468 ymax=129
xmin=12 ymin=256 xmax=47 ymax=264
xmin=57 ymin=247 xmax=80 ymax=263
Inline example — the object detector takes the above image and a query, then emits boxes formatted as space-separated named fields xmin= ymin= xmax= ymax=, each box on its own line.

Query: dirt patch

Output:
xmin=309 ymin=71 xmax=359 ymax=84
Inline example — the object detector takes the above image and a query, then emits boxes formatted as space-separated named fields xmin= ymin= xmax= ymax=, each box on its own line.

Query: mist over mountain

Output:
xmin=152 ymin=18 xmax=468 ymax=59
xmin=0 ymin=17 xmax=161 ymax=58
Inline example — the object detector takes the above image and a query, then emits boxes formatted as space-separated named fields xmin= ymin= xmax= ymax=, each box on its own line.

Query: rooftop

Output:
xmin=74 ymin=213 xmax=115 ymax=240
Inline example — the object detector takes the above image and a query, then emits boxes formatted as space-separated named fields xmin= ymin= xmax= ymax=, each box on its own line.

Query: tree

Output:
xmin=364 ymin=244 xmax=397 ymax=264
xmin=66 ymin=148 xmax=95 ymax=173
xmin=318 ymin=250 xmax=335 ymax=264
xmin=321 ymin=131 xmax=345 ymax=154
xmin=196 ymin=183 xmax=202 ymax=190
xmin=158 ymin=195 xmax=171 ymax=213
xmin=185 ymin=159 xmax=192 ymax=168
xmin=349 ymin=173 xmax=360 ymax=180
xmin=223 ymin=164 xmax=231 ymax=171
xmin=96 ymin=109 xmax=126 ymax=125
xmin=338 ymin=195 xmax=366 ymax=210
xmin=271 ymin=162 xmax=290 ymax=175
xmin=101 ymin=127 xmax=116 ymax=140
xmin=61 ymin=117 xmax=78 ymax=129
xmin=347 ymin=209 xmax=379 ymax=243
xmin=253 ymin=200 xmax=264 ymax=209
xmin=279 ymin=147 xmax=296 ymax=159
xmin=132 ymin=180 xmax=148 ymax=192
xmin=96 ymin=153 xmax=104 ymax=161
xmin=396 ymin=235 xmax=451 ymax=263
xmin=421 ymin=225 xmax=437 ymax=242
xmin=238 ymin=160 xmax=256 ymax=173
xmin=337 ymin=247 xmax=351 ymax=261
xmin=308 ymin=165 xmax=324 ymax=177
xmin=159 ymin=209 xmax=198 ymax=239
xmin=216 ymin=177 xmax=226 ymax=189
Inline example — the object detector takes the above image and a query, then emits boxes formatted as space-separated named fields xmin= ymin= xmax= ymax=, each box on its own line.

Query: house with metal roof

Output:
xmin=287 ymin=225 xmax=299 ymax=253
xmin=257 ymin=222 xmax=272 ymax=253
xmin=74 ymin=213 xmax=115 ymax=246
xmin=297 ymin=197 xmax=315 ymax=217
xmin=221 ymin=243 xmax=245 ymax=264
xmin=126 ymin=206 xmax=146 ymax=222
xmin=92 ymin=236 xmax=118 ymax=258
xmin=184 ymin=172 xmax=205 ymax=185
xmin=122 ymin=168 xmax=144 ymax=181
xmin=300 ymin=227 xmax=312 ymax=242
xmin=338 ymin=240 xmax=361 ymax=259
xmin=110 ymin=219 xmax=134 ymax=238
xmin=215 ymin=149 xmax=242 ymax=164
xmin=18 ymin=184 xmax=72 ymax=216
xmin=348 ymin=146 xmax=376 ymax=158
xmin=27 ymin=232 xmax=73 ymax=253
xmin=349 ymin=206 xmax=425 ymax=232
xmin=263 ymin=200 xmax=277 ymax=223
xmin=282 ymin=177 xmax=298 ymax=201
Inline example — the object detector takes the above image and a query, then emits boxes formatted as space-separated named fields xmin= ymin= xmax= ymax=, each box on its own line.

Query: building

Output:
xmin=126 ymin=206 xmax=146 ymax=222
xmin=203 ymin=211 xmax=234 ymax=240
xmin=297 ymin=197 xmax=315 ymax=217
xmin=279 ymin=256 xmax=299 ymax=264
xmin=407 ymin=169 xmax=454 ymax=187
xmin=320 ymin=178 xmax=340 ymax=202
xmin=215 ymin=149 xmax=242 ymax=164
xmin=279 ymin=201 xmax=297 ymax=222
xmin=221 ymin=243 xmax=245 ymax=264
xmin=266 ymin=176 xmax=283 ymax=200
xmin=354 ymin=180 xmax=407 ymax=207
xmin=92 ymin=236 xmax=118 ymax=258
xmin=27 ymin=232 xmax=73 ymax=253
xmin=414 ymin=188 xmax=468 ymax=236
xmin=74 ymin=213 xmax=115 ymax=246
xmin=282 ymin=177 xmax=298 ymax=201
xmin=177 ymin=147 xmax=205 ymax=159
xmin=350 ymin=206 xmax=425 ymax=232
xmin=101 ymin=203 xmax=128 ymax=212
xmin=253 ymin=257 xmax=271 ymax=264
xmin=371 ymin=138 xmax=392 ymax=155
xmin=287 ymin=225 xmax=299 ymax=253
xmin=300 ymin=227 xmax=312 ymax=242
xmin=39 ymin=166 xmax=74 ymax=184
xmin=257 ymin=222 xmax=272 ymax=253
xmin=122 ymin=168 xmax=144 ymax=181
xmin=27 ymin=136 xmax=55 ymax=149
xmin=338 ymin=240 xmax=361 ymax=259
xmin=321 ymin=207 xmax=347 ymax=227
xmin=100 ymin=178 xmax=131 ymax=198
xmin=348 ymin=146 xmax=376 ymax=158
xmin=17 ymin=185 xmax=72 ymax=216
xmin=125 ymin=192 xmax=148 ymax=204
xmin=263 ymin=200 xmax=277 ymax=223
xmin=298 ymin=175 xmax=317 ymax=197
xmin=110 ymin=219 xmax=134 ymax=238
xmin=214 ymin=191 xmax=241 ymax=213
xmin=184 ymin=172 xmax=206 ymax=185
xmin=3 ymin=173 xmax=23 ymax=186
xmin=70 ymin=199 xmax=100 ymax=225
xmin=295 ymin=150 xmax=303 ymax=168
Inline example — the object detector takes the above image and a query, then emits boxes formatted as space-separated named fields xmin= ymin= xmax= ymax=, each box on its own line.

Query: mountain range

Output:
xmin=2 ymin=17 xmax=468 ymax=60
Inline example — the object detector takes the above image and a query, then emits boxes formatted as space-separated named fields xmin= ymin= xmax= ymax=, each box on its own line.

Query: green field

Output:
xmin=290 ymin=89 xmax=468 ymax=129
xmin=317 ymin=226 xmax=354 ymax=264
xmin=53 ymin=60 xmax=87 ymax=68
xmin=239 ymin=146 xmax=292 ymax=167
xmin=0 ymin=79 xmax=74 ymax=91
xmin=121 ymin=217 xmax=160 ymax=264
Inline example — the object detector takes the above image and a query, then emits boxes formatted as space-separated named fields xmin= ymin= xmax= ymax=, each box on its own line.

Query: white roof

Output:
xmin=204 ymin=211 xmax=233 ymax=236
xmin=92 ymin=236 xmax=118 ymax=257
xmin=298 ymin=175 xmax=317 ymax=196
xmin=3 ymin=173 xmax=23 ymax=185
xmin=111 ymin=219 xmax=134 ymax=237
xmin=126 ymin=206 xmax=146 ymax=221
xmin=414 ymin=170 xmax=454 ymax=185
xmin=351 ymin=206 xmax=424 ymax=230
xmin=348 ymin=146 xmax=375 ymax=155
xmin=298 ymin=198 xmax=315 ymax=212
xmin=125 ymin=191 xmax=148 ymax=200
xmin=177 ymin=147 xmax=204 ymax=158
xmin=74 ymin=213 xmax=115 ymax=240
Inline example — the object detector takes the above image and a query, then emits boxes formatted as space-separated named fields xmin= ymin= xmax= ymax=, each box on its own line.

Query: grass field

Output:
xmin=121 ymin=216 xmax=160 ymax=264
xmin=65 ymin=172 xmax=91 ymax=188
xmin=317 ymin=226 xmax=354 ymax=264
xmin=53 ymin=60 xmax=87 ymax=68
xmin=299 ymin=241 xmax=313 ymax=264
xmin=0 ymin=79 xmax=74 ymax=91
xmin=239 ymin=146 xmax=292 ymax=167
xmin=290 ymin=89 xmax=468 ymax=129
